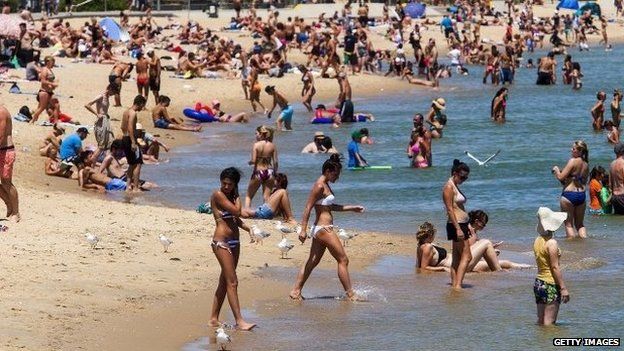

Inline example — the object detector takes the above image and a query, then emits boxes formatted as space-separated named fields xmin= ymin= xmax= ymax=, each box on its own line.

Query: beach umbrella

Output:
xmin=557 ymin=0 xmax=580 ymax=10
xmin=0 ymin=14 xmax=24 ymax=38
xmin=404 ymin=2 xmax=426 ymax=19
xmin=99 ymin=17 xmax=130 ymax=42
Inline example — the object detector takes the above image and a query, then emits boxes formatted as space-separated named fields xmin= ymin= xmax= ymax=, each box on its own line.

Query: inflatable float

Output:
xmin=183 ymin=103 xmax=219 ymax=122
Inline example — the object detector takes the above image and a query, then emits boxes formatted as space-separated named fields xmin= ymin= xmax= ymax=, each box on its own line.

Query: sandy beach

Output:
xmin=2 ymin=1 xmax=624 ymax=349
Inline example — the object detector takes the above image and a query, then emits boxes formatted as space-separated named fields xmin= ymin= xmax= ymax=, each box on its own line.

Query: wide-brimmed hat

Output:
xmin=314 ymin=131 xmax=326 ymax=139
xmin=432 ymin=98 xmax=446 ymax=110
xmin=536 ymin=207 xmax=567 ymax=236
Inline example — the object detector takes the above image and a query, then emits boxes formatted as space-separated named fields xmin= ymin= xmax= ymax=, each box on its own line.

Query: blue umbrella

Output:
xmin=404 ymin=2 xmax=426 ymax=19
xmin=99 ymin=17 xmax=129 ymax=42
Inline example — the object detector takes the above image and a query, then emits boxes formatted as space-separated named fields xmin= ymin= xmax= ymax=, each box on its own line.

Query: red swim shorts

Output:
xmin=0 ymin=146 xmax=15 ymax=179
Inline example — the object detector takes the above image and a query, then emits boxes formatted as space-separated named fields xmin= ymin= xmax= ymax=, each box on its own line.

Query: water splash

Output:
xmin=336 ymin=285 xmax=388 ymax=303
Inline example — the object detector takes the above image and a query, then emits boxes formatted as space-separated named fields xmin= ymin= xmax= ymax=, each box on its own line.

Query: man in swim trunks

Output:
xmin=610 ymin=143 xmax=624 ymax=214
xmin=0 ymin=106 xmax=18 ymax=222
xmin=151 ymin=95 xmax=201 ymax=132
xmin=147 ymin=49 xmax=161 ymax=104
xmin=347 ymin=131 xmax=369 ymax=168
xmin=109 ymin=61 xmax=134 ymax=106
xmin=265 ymin=85 xmax=293 ymax=131
xmin=79 ymin=166 xmax=127 ymax=192
xmin=135 ymin=52 xmax=149 ymax=99
xmin=121 ymin=95 xmax=146 ymax=192
xmin=536 ymin=52 xmax=556 ymax=85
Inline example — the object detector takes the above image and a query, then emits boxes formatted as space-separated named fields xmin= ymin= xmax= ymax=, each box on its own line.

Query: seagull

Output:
xmin=215 ymin=327 xmax=231 ymax=351
xmin=159 ymin=234 xmax=173 ymax=253
xmin=464 ymin=150 xmax=501 ymax=167
xmin=275 ymin=221 xmax=294 ymax=236
xmin=251 ymin=225 xmax=271 ymax=245
xmin=338 ymin=228 xmax=358 ymax=246
xmin=277 ymin=238 xmax=295 ymax=259
xmin=85 ymin=232 xmax=99 ymax=249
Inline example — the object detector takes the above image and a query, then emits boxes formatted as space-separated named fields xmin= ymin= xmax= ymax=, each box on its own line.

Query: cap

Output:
xmin=212 ymin=99 xmax=221 ymax=107
xmin=77 ymin=127 xmax=89 ymax=134
xmin=432 ymin=98 xmax=446 ymax=110
xmin=136 ymin=123 xmax=144 ymax=130
xmin=314 ymin=131 xmax=326 ymax=139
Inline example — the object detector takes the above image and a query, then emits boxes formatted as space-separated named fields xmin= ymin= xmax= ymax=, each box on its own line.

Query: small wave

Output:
xmin=338 ymin=285 xmax=388 ymax=303
xmin=562 ymin=257 xmax=607 ymax=271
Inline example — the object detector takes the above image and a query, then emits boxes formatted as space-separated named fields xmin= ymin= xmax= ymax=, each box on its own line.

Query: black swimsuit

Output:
xmin=433 ymin=245 xmax=447 ymax=265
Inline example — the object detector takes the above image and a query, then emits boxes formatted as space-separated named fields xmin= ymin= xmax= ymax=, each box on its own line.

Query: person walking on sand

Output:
xmin=121 ymin=95 xmax=147 ymax=192
xmin=265 ymin=86 xmax=293 ymax=131
xmin=290 ymin=154 xmax=365 ymax=301
xmin=208 ymin=167 xmax=256 ymax=331
xmin=31 ymin=56 xmax=58 ymax=124
xmin=300 ymin=65 xmax=316 ymax=113
xmin=609 ymin=142 xmax=624 ymax=214
xmin=135 ymin=52 xmax=150 ymax=99
xmin=533 ymin=207 xmax=570 ymax=326
xmin=147 ymin=49 xmax=161 ymax=104
xmin=442 ymin=159 xmax=472 ymax=289
xmin=0 ymin=106 xmax=19 ymax=222
xmin=552 ymin=140 xmax=589 ymax=238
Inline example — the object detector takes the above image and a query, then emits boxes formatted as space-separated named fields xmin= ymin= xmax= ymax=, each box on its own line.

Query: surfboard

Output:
xmin=348 ymin=166 xmax=392 ymax=171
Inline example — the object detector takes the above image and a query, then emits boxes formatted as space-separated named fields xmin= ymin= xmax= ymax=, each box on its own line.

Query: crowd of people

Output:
xmin=1 ymin=0 xmax=624 ymax=338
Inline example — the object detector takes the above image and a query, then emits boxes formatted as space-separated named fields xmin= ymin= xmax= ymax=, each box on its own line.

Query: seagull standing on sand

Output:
xmin=215 ymin=327 xmax=231 ymax=351
xmin=251 ymin=225 xmax=271 ymax=245
xmin=85 ymin=232 xmax=99 ymax=249
xmin=275 ymin=220 xmax=294 ymax=234
xmin=277 ymin=238 xmax=295 ymax=258
xmin=159 ymin=234 xmax=174 ymax=253
xmin=338 ymin=228 xmax=358 ymax=246
xmin=464 ymin=150 xmax=501 ymax=166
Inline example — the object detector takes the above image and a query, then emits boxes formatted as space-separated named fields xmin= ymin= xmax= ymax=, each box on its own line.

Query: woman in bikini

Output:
xmin=611 ymin=89 xmax=621 ymax=128
xmin=300 ymin=65 xmax=316 ymax=113
xmin=245 ymin=125 xmax=278 ymax=209
xmin=242 ymin=173 xmax=297 ymax=224
xmin=591 ymin=91 xmax=607 ymax=131
xmin=31 ymin=56 xmax=58 ymax=124
xmin=290 ymin=154 xmax=365 ymax=301
xmin=407 ymin=129 xmax=429 ymax=168
xmin=442 ymin=159 xmax=471 ymax=289
xmin=552 ymin=140 xmax=589 ymax=238
xmin=208 ymin=167 xmax=256 ymax=331
xmin=248 ymin=59 xmax=268 ymax=113
xmin=491 ymin=87 xmax=508 ymax=123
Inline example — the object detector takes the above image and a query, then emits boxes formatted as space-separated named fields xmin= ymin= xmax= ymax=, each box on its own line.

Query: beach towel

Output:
xmin=196 ymin=202 xmax=212 ymax=214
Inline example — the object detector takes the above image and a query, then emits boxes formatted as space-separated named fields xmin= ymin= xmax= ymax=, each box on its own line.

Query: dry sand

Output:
xmin=2 ymin=3 xmax=624 ymax=350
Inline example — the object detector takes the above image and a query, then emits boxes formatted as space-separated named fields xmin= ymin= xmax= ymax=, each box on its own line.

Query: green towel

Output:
xmin=196 ymin=202 xmax=212 ymax=214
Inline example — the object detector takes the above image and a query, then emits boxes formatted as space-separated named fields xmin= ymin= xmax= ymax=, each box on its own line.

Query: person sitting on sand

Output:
xmin=151 ymin=95 xmax=201 ymax=132
xmin=59 ymin=127 xmax=89 ymax=164
xmin=210 ymin=100 xmax=249 ymax=123
xmin=135 ymin=123 xmax=170 ymax=163
xmin=242 ymin=173 xmax=297 ymax=224
xmin=178 ymin=52 xmax=206 ymax=78
xmin=39 ymin=123 xmax=65 ymax=159
xmin=98 ymin=139 xmax=127 ymax=179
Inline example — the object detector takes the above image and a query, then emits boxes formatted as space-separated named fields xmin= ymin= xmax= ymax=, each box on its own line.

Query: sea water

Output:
xmin=142 ymin=46 xmax=624 ymax=349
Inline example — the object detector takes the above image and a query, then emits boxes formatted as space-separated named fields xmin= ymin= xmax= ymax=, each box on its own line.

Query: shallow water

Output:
xmin=144 ymin=46 xmax=624 ymax=349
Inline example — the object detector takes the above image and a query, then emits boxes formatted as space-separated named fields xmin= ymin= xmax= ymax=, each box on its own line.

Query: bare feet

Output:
xmin=235 ymin=320 xmax=256 ymax=331
xmin=8 ymin=214 xmax=20 ymax=223
xmin=289 ymin=290 xmax=304 ymax=300
xmin=208 ymin=319 xmax=222 ymax=327
xmin=345 ymin=289 xmax=360 ymax=302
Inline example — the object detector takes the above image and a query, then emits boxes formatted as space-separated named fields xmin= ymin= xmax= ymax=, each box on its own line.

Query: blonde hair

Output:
xmin=416 ymin=222 xmax=436 ymax=245
xmin=573 ymin=140 xmax=589 ymax=163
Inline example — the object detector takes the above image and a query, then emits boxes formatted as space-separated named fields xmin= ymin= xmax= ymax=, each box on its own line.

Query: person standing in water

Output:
xmin=533 ymin=207 xmax=570 ymax=326
xmin=265 ymin=85 xmax=294 ymax=131
xmin=591 ymin=91 xmax=607 ymax=131
xmin=491 ymin=87 xmax=508 ymax=123
xmin=347 ymin=131 xmax=368 ymax=168
xmin=609 ymin=143 xmax=624 ymax=214
xmin=208 ymin=167 xmax=256 ymax=331
xmin=121 ymin=95 xmax=147 ymax=192
xmin=552 ymin=140 xmax=589 ymax=238
xmin=245 ymin=126 xmax=277 ymax=209
xmin=300 ymin=65 xmax=316 ymax=113
xmin=611 ymin=89 xmax=621 ymax=129
xmin=290 ymin=154 xmax=365 ymax=301
xmin=442 ymin=159 xmax=472 ymax=289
